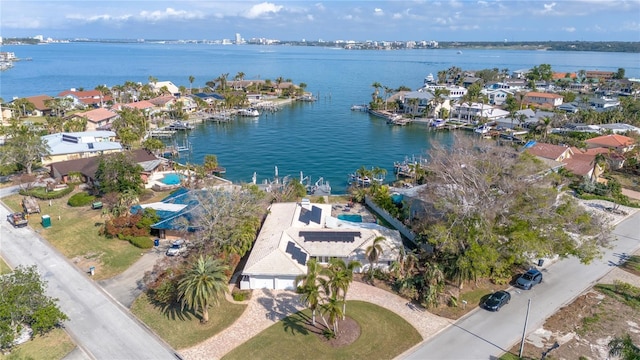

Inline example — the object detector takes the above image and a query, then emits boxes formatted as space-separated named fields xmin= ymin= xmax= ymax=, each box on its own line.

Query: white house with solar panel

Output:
xmin=239 ymin=200 xmax=403 ymax=290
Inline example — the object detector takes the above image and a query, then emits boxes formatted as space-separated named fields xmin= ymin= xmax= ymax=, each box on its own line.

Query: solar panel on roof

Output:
xmin=299 ymin=231 xmax=361 ymax=243
xmin=285 ymin=241 xmax=307 ymax=265
xmin=299 ymin=205 xmax=322 ymax=225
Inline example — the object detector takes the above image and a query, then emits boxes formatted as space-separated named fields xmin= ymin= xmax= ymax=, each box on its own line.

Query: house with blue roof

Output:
xmin=132 ymin=187 xmax=204 ymax=239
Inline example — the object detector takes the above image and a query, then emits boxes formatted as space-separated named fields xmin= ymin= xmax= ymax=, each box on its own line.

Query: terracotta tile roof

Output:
xmin=526 ymin=143 xmax=572 ymax=161
xmin=79 ymin=108 xmax=119 ymax=123
xmin=563 ymin=153 xmax=595 ymax=176
xmin=25 ymin=95 xmax=53 ymax=110
xmin=148 ymin=95 xmax=175 ymax=106
xmin=585 ymin=134 xmax=635 ymax=148
xmin=552 ymin=72 xmax=576 ymax=80
xmin=525 ymin=92 xmax=563 ymax=99
xmin=123 ymin=100 xmax=155 ymax=110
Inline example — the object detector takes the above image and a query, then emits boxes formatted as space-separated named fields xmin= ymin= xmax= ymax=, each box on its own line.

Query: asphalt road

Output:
xmin=0 ymin=203 xmax=178 ymax=360
xmin=402 ymin=210 xmax=640 ymax=360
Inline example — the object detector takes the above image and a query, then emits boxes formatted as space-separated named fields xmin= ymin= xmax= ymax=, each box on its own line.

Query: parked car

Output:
xmin=166 ymin=239 xmax=186 ymax=256
xmin=7 ymin=212 xmax=28 ymax=228
xmin=515 ymin=269 xmax=543 ymax=290
xmin=482 ymin=290 xmax=511 ymax=312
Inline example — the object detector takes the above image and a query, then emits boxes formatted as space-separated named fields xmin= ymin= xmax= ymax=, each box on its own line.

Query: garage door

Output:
xmin=250 ymin=276 xmax=274 ymax=289
xmin=275 ymin=277 xmax=296 ymax=290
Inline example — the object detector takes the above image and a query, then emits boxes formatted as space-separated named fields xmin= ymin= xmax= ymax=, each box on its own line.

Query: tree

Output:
xmin=95 ymin=152 xmax=144 ymax=195
xmin=177 ymin=256 xmax=229 ymax=324
xmin=142 ymin=138 xmax=165 ymax=154
xmin=295 ymin=258 xmax=322 ymax=325
xmin=0 ymin=265 xmax=68 ymax=350
xmin=324 ymin=258 xmax=361 ymax=319
xmin=203 ymin=154 xmax=219 ymax=173
xmin=0 ymin=121 xmax=51 ymax=174
xmin=608 ymin=333 xmax=640 ymax=360
xmin=189 ymin=75 xmax=195 ymax=94
xmin=365 ymin=236 xmax=385 ymax=279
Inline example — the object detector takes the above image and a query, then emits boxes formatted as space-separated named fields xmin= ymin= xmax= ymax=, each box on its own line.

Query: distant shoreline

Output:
xmin=2 ymin=38 xmax=639 ymax=53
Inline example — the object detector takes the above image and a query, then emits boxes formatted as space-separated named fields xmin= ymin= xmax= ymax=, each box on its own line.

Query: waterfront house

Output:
xmin=453 ymin=102 xmax=509 ymax=122
xmin=523 ymin=92 xmax=564 ymax=109
xmin=482 ymin=88 xmax=514 ymax=106
xmin=58 ymin=89 xmax=112 ymax=109
xmin=42 ymin=131 xmax=122 ymax=165
xmin=22 ymin=95 xmax=53 ymax=117
xmin=420 ymin=84 xmax=467 ymax=99
xmin=239 ymin=201 xmax=402 ymax=290
xmin=589 ymin=96 xmax=620 ymax=112
xmin=585 ymin=71 xmax=615 ymax=81
xmin=72 ymin=108 xmax=119 ymax=131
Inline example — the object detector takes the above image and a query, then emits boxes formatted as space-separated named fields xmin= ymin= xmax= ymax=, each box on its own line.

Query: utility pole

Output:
xmin=519 ymin=298 xmax=531 ymax=358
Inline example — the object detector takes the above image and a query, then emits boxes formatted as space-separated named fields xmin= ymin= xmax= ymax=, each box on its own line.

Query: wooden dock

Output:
xmin=149 ymin=130 xmax=176 ymax=138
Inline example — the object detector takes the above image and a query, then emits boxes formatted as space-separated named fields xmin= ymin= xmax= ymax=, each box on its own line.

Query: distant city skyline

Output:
xmin=1 ymin=0 xmax=639 ymax=42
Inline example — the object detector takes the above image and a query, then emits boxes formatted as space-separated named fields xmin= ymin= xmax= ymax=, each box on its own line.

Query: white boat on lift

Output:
xmin=237 ymin=108 xmax=260 ymax=117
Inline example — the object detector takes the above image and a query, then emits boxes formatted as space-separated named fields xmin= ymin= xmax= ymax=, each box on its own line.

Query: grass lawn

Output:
xmin=0 ymin=256 xmax=11 ymax=274
xmin=430 ymin=280 xmax=506 ymax=319
xmin=131 ymin=293 xmax=247 ymax=350
xmin=2 ymin=192 xmax=143 ymax=280
xmin=0 ymin=328 xmax=76 ymax=360
xmin=223 ymin=301 xmax=422 ymax=360
xmin=621 ymin=254 xmax=640 ymax=276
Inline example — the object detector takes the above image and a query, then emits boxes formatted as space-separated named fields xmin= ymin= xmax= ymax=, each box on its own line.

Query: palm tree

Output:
xmin=324 ymin=258 xmax=361 ymax=319
xmin=177 ymin=256 xmax=229 ymax=324
xmin=365 ymin=236 xmax=385 ymax=280
xmin=608 ymin=333 xmax=640 ymax=360
xmin=189 ymin=75 xmax=195 ymax=94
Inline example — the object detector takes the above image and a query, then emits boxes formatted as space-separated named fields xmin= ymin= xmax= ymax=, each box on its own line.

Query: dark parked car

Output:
xmin=482 ymin=290 xmax=511 ymax=311
xmin=515 ymin=269 xmax=543 ymax=290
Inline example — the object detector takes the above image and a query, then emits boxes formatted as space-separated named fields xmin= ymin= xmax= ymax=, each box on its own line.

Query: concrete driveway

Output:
xmin=0 ymin=203 xmax=179 ymax=360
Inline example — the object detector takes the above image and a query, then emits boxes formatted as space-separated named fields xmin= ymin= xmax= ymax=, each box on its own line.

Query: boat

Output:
xmin=431 ymin=119 xmax=447 ymax=128
xmin=237 ymin=108 xmax=260 ymax=117
xmin=297 ymin=94 xmax=317 ymax=102
xmin=457 ymin=50 xmax=463 ymax=54
xmin=351 ymin=104 xmax=368 ymax=111
xmin=166 ymin=121 xmax=193 ymax=131
xmin=348 ymin=173 xmax=371 ymax=186
xmin=474 ymin=124 xmax=491 ymax=135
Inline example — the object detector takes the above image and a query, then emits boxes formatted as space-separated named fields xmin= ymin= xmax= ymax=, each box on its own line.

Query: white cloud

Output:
xmin=622 ymin=21 xmax=640 ymax=31
xmin=314 ymin=2 xmax=325 ymax=11
xmin=374 ymin=8 xmax=384 ymax=16
xmin=562 ymin=27 xmax=576 ymax=32
xmin=542 ymin=2 xmax=557 ymax=13
xmin=307 ymin=14 xmax=314 ymax=21
xmin=392 ymin=13 xmax=403 ymax=19
xmin=244 ymin=2 xmax=284 ymax=19
xmin=139 ymin=8 xmax=202 ymax=21
xmin=477 ymin=1 xmax=488 ymax=7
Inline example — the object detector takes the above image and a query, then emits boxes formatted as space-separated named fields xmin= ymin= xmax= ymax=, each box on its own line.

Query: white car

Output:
xmin=166 ymin=239 xmax=186 ymax=256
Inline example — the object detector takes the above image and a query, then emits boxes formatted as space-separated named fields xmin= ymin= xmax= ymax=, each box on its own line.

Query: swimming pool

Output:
xmin=160 ymin=173 xmax=183 ymax=185
xmin=337 ymin=214 xmax=362 ymax=222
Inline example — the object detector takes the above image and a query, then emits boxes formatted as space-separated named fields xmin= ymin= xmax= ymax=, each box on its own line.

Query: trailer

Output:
xmin=7 ymin=212 xmax=28 ymax=228
xmin=22 ymin=197 xmax=41 ymax=214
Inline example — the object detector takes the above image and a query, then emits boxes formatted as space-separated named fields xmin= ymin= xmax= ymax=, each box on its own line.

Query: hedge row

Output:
xmin=122 ymin=236 xmax=154 ymax=249
xmin=19 ymin=186 xmax=74 ymax=200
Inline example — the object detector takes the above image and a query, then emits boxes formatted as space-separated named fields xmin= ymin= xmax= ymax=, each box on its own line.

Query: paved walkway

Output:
xmin=179 ymin=281 xmax=450 ymax=360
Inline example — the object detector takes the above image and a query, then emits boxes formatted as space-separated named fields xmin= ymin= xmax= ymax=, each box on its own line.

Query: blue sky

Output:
xmin=1 ymin=0 xmax=639 ymax=42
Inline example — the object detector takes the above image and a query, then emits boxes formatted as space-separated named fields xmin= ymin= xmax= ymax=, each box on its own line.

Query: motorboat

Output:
xmin=348 ymin=173 xmax=371 ymax=186
xmin=351 ymin=104 xmax=368 ymax=111
xmin=474 ymin=124 xmax=491 ymax=135
xmin=167 ymin=121 xmax=193 ymax=130
xmin=431 ymin=119 xmax=447 ymax=128
xmin=237 ymin=108 xmax=260 ymax=117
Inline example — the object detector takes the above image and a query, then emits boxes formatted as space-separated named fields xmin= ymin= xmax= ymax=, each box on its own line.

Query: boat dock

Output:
xmin=149 ymin=130 xmax=176 ymax=138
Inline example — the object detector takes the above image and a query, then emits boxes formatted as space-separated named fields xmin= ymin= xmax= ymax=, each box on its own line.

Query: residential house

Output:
xmin=585 ymin=134 xmax=635 ymax=153
xmin=589 ymin=96 xmax=620 ymax=112
xmin=239 ymin=201 xmax=402 ymax=290
xmin=42 ymin=131 xmax=122 ymax=165
xmin=150 ymin=81 xmax=181 ymax=97
xmin=525 ymin=142 xmax=601 ymax=180
xmin=453 ymin=102 xmax=509 ymax=122
xmin=22 ymin=95 xmax=53 ymax=116
xmin=523 ymin=92 xmax=564 ymax=109
xmin=421 ymin=84 xmax=467 ymax=99
xmin=482 ymin=88 xmax=514 ymax=106
xmin=400 ymin=91 xmax=435 ymax=115
xmin=598 ymin=123 xmax=640 ymax=135
xmin=49 ymin=148 xmax=163 ymax=186
xmin=585 ymin=71 xmax=614 ymax=81
xmin=59 ymin=89 xmax=112 ymax=108
xmin=73 ymin=108 xmax=119 ymax=131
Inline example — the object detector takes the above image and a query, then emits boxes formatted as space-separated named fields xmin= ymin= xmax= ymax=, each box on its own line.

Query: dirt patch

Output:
xmin=508 ymin=286 xmax=640 ymax=359
xmin=70 ymin=253 xmax=101 ymax=276
xmin=304 ymin=317 xmax=361 ymax=348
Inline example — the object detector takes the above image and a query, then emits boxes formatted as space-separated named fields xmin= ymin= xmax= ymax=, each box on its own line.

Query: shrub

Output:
xmin=128 ymin=236 xmax=154 ymax=249
xmin=19 ymin=186 xmax=74 ymax=200
xmin=67 ymin=192 xmax=95 ymax=207
xmin=232 ymin=289 xmax=251 ymax=302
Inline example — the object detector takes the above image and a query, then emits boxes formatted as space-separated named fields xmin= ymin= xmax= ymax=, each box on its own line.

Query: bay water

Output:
xmin=2 ymin=43 xmax=639 ymax=193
